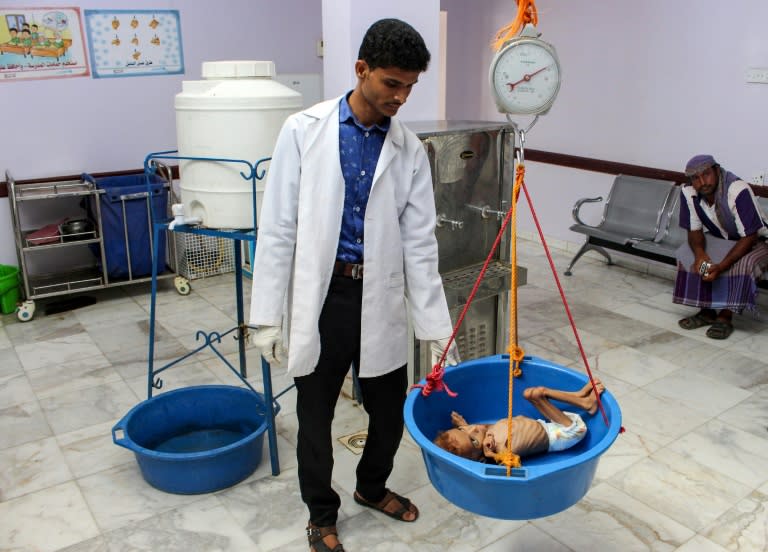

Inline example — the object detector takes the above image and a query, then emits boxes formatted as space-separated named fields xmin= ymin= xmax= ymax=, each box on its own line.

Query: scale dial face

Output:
xmin=489 ymin=37 xmax=561 ymax=115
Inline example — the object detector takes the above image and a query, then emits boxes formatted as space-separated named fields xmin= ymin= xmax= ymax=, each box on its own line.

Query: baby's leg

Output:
xmin=524 ymin=382 xmax=605 ymax=423
xmin=578 ymin=379 xmax=605 ymax=407
xmin=523 ymin=387 xmax=572 ymax=426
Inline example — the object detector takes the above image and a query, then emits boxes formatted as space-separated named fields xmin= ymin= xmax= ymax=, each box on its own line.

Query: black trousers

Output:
xmin=294 ymin=274 xmax=407 ymax=527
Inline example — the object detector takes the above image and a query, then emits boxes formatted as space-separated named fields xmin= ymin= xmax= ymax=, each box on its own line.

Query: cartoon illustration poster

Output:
xmin=0 ymin=7 xmax=89 ymax=81
xmin=84 ymin=10 xmax=183 ymax=78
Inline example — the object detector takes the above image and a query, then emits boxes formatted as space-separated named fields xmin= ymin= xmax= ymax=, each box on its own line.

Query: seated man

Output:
xmin=434 ymin=380 xmax=604 ymax=462
xmin=675 ymin=154 xmax=768 ymax=340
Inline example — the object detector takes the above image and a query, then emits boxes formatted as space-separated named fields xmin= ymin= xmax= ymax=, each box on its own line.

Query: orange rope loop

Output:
xmin=508 ymin=344 xmax=525 ymax=363
xmin=492 ymin=0 xmax=539 ymax=51
xmin=493 ymin=449 xmax=521 ymax=470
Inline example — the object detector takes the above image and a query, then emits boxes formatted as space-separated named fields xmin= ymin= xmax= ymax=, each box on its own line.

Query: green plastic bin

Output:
xmin=0 ymin=265 xmax=20 ymax=315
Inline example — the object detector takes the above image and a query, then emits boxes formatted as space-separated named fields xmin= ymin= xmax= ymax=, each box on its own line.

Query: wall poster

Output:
xmin=84 ymin=10 xmax=183 ymax=78
xmin=0 ymin=7 xmax=89 ymax=81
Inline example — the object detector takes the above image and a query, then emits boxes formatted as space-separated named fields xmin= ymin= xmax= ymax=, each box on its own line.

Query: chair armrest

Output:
xmin=572 ymin=196 xmax=604 ymax=226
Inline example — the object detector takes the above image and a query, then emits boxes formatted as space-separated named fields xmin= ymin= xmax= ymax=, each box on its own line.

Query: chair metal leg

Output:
xmin=564 ymin=240 xmax=613 ymax=276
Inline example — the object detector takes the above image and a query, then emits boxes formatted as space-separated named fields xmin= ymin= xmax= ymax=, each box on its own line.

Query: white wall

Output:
xmin=3 ymin=0 xmax=322 ymax=178
xmin=441 ymin=0 xmax=768 ymax=246
xmin=7 ymin=1 xmax=768 ymax=264
xmin=321 ymin=0 xmax=442 ymax=121
xmin=1 ymin=0 xmax=323 ymax=265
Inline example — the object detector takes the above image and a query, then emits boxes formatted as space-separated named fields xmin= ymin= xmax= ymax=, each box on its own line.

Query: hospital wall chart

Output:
xmin=0 ymin=7 xmax=90 ymax=81
xmin=84 ymin=9 xmax=183 ymax=78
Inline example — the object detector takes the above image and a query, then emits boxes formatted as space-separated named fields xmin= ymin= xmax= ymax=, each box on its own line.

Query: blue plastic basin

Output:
xmin=113 ymin=385 xmax=268 ymax=494
xmin=404 ymin=355 xmax=622 ymax=519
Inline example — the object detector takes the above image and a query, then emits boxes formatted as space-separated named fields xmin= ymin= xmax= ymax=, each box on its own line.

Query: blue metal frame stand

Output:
xmin=142 ymin=150 xmax=289 ymax=476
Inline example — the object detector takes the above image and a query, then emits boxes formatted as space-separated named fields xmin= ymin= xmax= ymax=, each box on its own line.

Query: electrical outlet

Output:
xmin=746 ymin=68 xmax=768 ymax=84
xmin=749 ymin=172 xmax=766 ymax=185
xmin=316 ymin=40 xmax=324 ymax=58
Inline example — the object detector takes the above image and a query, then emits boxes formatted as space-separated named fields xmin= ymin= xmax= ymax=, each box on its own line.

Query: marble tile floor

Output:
xmin=1 ymin=238 xmax=767 ymax=551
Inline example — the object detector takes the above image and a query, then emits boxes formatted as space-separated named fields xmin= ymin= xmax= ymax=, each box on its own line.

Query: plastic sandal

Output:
xmin=678 ymin=312 xmax=716 ymax=330
xmin=706 ymin=320 xmax=734 ymax=340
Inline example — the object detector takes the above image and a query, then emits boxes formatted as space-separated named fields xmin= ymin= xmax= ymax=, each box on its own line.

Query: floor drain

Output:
xmin=338 ymin=430 xmax=367 ymax=454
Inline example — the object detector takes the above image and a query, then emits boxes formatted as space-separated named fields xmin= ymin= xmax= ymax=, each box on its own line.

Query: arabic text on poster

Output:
xmin=0 ymin=7 xmax=89 ymax=81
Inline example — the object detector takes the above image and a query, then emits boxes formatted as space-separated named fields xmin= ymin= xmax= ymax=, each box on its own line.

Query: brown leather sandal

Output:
xmin=306 ymin=523 xmax=344 ymax=552
xmin=353 ymin=489 xmax=419 ymax=522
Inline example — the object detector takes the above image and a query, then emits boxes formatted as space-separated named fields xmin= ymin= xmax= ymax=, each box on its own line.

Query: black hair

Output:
xmin=357 ymin=18 xmax=430 ymax=72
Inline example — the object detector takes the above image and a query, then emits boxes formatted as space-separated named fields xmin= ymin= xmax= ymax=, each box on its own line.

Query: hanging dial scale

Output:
xmin=489 ymin=23 xmax=561 ymax=116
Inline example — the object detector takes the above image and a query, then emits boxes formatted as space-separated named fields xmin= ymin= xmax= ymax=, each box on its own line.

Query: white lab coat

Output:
xmin=249 ymin=96 xmax=452 ymax=377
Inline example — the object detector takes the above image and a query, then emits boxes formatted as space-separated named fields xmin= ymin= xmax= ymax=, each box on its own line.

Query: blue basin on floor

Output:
xmin=113 ymin=385 xmax=268 ymax=494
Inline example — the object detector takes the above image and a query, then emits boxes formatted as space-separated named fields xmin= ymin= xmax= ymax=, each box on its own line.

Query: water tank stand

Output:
xmin=142 ymin=151 xmax=286 ymax=476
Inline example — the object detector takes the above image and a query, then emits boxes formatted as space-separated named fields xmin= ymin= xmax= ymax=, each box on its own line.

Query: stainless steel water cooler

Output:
xmin=406 ymin=121 xmax=527 ymax=383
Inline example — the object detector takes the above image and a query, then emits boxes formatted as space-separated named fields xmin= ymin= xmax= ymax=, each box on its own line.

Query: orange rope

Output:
xmin=492 ymin=0 xmax=539 ymax=51
xmin=508 ymin=165 xmax=523 ymax=371
xmin=497 ymin=164 xmax=526 ymax=475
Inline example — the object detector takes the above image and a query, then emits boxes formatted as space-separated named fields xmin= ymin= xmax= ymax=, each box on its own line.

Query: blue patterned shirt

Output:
xmin=336 ymin=93 xmax=390 ymax=263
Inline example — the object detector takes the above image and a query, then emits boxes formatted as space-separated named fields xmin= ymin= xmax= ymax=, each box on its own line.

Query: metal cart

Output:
xmin=6 ymin=162 xmax=189 ymax=322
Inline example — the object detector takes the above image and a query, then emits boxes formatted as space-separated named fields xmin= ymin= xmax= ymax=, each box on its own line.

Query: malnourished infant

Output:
xmin=434 ymin=380 xmax=604 ymax=462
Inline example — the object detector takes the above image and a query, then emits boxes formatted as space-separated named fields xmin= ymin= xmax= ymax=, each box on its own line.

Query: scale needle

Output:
xmin=506 ymin=65 xmax=551 ymax=91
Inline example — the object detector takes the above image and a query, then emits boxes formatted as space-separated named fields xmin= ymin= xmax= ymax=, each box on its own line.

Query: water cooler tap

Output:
xmin=465 ymin=203 xmax=508 ymax=221
xmin=436 ymin=213 xmax=464 ymax=230
xmin=168 ymin=203 xmax=202 ymax=230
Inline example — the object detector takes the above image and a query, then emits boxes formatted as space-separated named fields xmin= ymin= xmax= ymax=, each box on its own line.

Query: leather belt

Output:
xmin=333 ymin=260 xmax=364 ymax=280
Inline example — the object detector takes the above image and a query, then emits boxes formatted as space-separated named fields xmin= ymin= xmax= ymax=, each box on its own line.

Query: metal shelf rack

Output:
xmin=7 ymin=163 xmax=183 ymax=321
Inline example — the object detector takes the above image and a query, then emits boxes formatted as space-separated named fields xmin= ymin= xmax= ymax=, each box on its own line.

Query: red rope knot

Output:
xmin=411 ymin=366 xmax=458 ymax=397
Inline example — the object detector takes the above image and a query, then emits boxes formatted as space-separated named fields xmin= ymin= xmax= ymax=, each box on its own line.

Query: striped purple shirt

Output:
xmin=679 ymin=180 xmax=767 ymax=239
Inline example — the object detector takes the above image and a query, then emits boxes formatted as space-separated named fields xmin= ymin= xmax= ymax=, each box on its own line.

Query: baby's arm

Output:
xmin=450 ymin=411 xmax=468 ymax=428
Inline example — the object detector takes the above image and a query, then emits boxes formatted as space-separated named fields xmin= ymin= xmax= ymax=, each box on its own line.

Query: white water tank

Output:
xmin=175 ymin=60 xmax=302 ymax=229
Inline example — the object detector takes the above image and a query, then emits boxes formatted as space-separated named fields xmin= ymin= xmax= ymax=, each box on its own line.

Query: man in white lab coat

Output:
xmin=249 ymin=18 xmax=459 ymax=552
